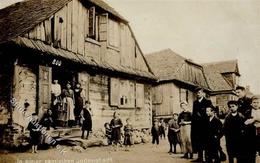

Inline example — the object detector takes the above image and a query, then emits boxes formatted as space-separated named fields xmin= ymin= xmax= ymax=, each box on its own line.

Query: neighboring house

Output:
xmin=202 ymin=60 xmax=240 ymax=114
xmin=0 ymin=0 xmax=155 ymax=146
xmin=145 ymin=49 xmax=210 ymax=120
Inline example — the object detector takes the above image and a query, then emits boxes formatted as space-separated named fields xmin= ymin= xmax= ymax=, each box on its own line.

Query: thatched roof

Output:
xmin=145 ymin=49 xmax=209 ymax=89
xmin=0 ymin=0 xmax=127 ymax=44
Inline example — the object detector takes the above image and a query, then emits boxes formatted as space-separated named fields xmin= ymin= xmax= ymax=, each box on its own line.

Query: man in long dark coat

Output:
xmin=191 ymin=87 xmax=212 ymax=162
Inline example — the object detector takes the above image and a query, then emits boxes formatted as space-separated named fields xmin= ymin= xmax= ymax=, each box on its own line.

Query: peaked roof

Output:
xmin=202 ymin=64 xmax=233 ymax=92
xmin=203 ymin=60 xmax=240 ymax=75
xmin=145 ymin=49 xmax=209 ymax=89
xmin=202 ymin=60 xmax=240 ymax=92
xmin=0 ymin=0 xmax=127 ymax=44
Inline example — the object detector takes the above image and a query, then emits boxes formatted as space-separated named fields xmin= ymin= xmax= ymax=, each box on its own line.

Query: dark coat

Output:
xmin=223 ymin=112 xmax=245 ymax=156
xmin=206 ymin=116 xmax=223 ymax=160
xmin=191 ymin=97 xmax=212 ymax=152
xmin=27 ymin=120 xmax=41 ymax=145
xmin=151 ymin=125 xmax=160 ymax=137
xmin=240 ymin=107 xmax=257 ymax=160
xmin=237 ymin=96 xmax=252 ymax=118
xmin=110 ymin=118 xmax=123 ymax=142
xmin=74 ymin=88 xmax=83 ymax=117
xmin=82 ymin=109 xmax=92 ymax=131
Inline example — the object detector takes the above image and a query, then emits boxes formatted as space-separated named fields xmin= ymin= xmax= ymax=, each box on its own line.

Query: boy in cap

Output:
xmin=223 ymin=101 xmax=245 ymax=163
xmin=235 ymin=86 xmax=252 ymax=117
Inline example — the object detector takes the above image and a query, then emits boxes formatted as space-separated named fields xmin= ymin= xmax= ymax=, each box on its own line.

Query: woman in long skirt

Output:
xmin=62 ymin=82 xmax=75 ymax=127
xmin=178 ymin=101 xmax=193 ymax=159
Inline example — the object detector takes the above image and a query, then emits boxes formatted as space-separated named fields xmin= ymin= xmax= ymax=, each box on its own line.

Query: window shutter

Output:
xmin=110 ymin=78 xmax=119 ymax=106
xmin=136 ymin=83 xmax=144 ymax=108
xmin=99 ymin=13 xmax=108 ymax=41
xmin=88 ymin=7 xmax=95 ymax=38
xmin=152 ymin=86 xmax=163 ymax=104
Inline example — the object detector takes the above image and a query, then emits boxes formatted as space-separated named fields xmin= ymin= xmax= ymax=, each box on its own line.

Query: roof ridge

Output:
xmin=202 ymin=59 xmax=238 ymax=66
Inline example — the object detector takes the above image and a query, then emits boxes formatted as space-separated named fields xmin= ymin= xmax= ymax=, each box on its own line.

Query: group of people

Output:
xmin=151 ymin=86 xmax=260 ymax=163
xmin=50 ymin=79 xmax=90 ymax=128
xmin=104 ymin=111 xmax=134 ymax=151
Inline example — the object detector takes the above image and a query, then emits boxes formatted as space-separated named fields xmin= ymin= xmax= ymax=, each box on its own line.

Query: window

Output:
xmin=108 ymin=19 xmax=120 ymax=47
xmin=110 ymin=78 xmax=142 ymax=108
xmin=179 ymin=88 xmax=188 ymax=103
xmin=87 ymin=7 xmax=98 ymax=40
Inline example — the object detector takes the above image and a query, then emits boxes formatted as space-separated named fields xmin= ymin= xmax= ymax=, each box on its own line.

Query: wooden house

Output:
xmin=145 ymin=49 xmax=210 ymax=120
xmin=202 ymin=60 xmax=240 ymax=115
xmin=0 ymin=0 xmax=155 ymax=146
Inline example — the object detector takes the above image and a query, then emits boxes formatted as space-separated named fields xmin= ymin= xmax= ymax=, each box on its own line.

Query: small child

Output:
xmin=124 ymin=118 xmax=134 ymax=151
xmin=104 ymin=122 xmax=112 ymax=145
xmin=151 ymin=119 xmax=160 ymax=146
xmin=110 ymin=111 xmax=123 ymax=151
xmin=168 ymin=113 xmax=181 ymax=154
xmin=27 ymin=113 xmax=41 ymax=153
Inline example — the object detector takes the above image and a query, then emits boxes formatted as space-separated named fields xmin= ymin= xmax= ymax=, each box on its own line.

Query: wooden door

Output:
xmin=78 ymin=72 xmax=89 ymax=103
xmin=38 ymin=65 xmax=52 ymax=113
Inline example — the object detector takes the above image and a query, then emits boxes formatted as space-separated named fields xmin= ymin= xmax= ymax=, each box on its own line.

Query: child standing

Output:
xmin=151 ymin=119 xmax=160 ymax=146
xmin=178 ymin=101 xmax=193 ymax=159
xmin=104 ymin=122 xmax=112 ymax=145
xmin=110 ymin=111 xmax=123 ymax=151
xmin=27 ymin=113 xmax=41 ymax=153
xmin=124 ymin=118 xmax=133 ymax=151
xmin=81 ymin=101 xmax=92 ymax=139
xmin=205 ymin=106 xmax=223 ymax=163
xmin=168 ymin=113 xmax=181 ymax=154
xmin=223 ymin=101 xmax=245 ymax=163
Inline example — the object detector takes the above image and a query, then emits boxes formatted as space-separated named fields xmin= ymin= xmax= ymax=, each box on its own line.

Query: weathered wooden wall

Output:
xmin=12 ymin=65 xmax=37 ymax=128
xmin=152 ymin=83 xmax=195 ymax=118
xmin=0 ymin=62 xmax=11 ymax=124
xmin=24 ymin=0 xmax=151 ymax=74
xmin=89 ymin=75 xmax=152 ymax=130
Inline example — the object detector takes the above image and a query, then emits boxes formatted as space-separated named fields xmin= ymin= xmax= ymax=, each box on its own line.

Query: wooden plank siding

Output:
xmin=71 ymin=0 xmax=78 ymax=53
xmin=66 ymin=2 xmax=72 ymax=51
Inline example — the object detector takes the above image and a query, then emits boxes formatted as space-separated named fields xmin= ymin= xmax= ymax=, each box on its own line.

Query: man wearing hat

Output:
xmin=191 ymin=87 xmax=213 ymax=162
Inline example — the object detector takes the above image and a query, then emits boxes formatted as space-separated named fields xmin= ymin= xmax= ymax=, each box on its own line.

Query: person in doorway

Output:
xmin=178 ymin=101 xmax=193 ymax=159
xmin=205 ymin=106 xmax=223 ymax=163
xmin=62 ymin=82 xmax=75 ymax=127
xmin=168 ymin=113 xmax=181 ymax=154
xmin=27 ymin=113 xmax=41 ymax=154
xmin=74 ymin=83 xmax=83 ymax=126
xmin=191 ymin=87 xmax=212 ymax=162
xmin=81 ymin=101 xmax=92 ymax=139
xmin=51 ymin=79 xmax=62 ymax=126
xmin=110 ymin=111 xmax=123 ymax=151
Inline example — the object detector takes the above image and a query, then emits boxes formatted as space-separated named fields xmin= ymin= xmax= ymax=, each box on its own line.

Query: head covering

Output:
xmin=236 ymin=85 xmax=245 ymax=91
xmin=227 ymin=100 xmax=238 ymax=107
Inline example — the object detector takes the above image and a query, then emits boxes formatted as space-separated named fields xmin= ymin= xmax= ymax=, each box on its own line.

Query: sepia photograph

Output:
xmin=0 ymin=0 xmax=259 ymax=163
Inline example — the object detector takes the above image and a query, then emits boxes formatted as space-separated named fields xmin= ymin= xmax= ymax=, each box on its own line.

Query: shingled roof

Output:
xmin=203 ymin=60 xmax=240 ymax=75
xmin=145 ymin=49 xmax=209 ymax=89
xmin=202 ymin=60 xmax=240 ymax=92
xmin=0 ymin=0 xmax=127 ymax=44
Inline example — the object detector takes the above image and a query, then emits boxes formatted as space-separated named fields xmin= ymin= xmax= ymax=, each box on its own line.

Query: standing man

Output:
xmin=191 ymin=87 xmax=213 ymax=162
xmin=235 ymin=86 xmax=252 ymax=117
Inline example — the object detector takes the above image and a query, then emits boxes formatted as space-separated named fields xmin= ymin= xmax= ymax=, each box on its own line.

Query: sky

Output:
xmin=0 ymin=0 xmax=260 ymax=94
